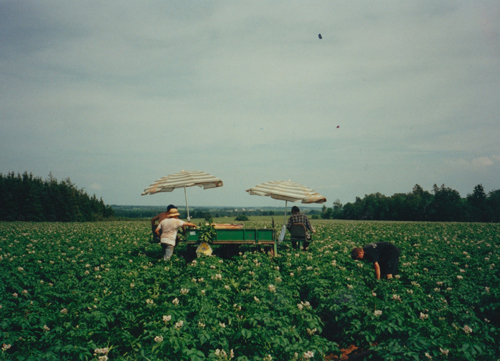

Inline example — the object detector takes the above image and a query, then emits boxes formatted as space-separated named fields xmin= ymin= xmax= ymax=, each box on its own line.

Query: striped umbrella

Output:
xmin=246 ymin=180 xmax=326 ymax=204
xmin=246 ymin=180 xmax=326 ymax=241
xmin=142 ymin=170 xmax=223 ymax=220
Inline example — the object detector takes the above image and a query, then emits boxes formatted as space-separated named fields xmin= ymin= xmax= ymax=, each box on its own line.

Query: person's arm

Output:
xmin=286 ymin=217 xmax=293 ymax=230
xmin=151 ymin=214 xmax=160 ymax=225
xmin=373 ymin=262 xmax=381 ymax=279
xmin=304 ymin=216 xmax=316 ymax=233
xmin=155 ymin=224 xmax=161 ymax=236
xmin=183 ymin=222 xmax=197 ymax=228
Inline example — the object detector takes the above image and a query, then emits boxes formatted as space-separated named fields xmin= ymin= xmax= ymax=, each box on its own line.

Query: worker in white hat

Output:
xmin=155 ymin=207 xmax=197 ymax=261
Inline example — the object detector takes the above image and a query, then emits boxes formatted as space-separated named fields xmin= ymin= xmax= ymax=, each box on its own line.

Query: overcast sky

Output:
xmin=1 ymin=1 xmax=499 ymax=208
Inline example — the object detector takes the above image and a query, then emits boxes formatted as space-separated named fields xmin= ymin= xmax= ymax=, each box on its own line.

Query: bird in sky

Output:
xmin=318 ymin=34 xmax=322 ymax=39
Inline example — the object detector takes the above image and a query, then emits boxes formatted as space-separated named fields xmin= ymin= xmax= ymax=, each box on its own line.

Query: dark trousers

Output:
xmin=292 ymin=238 xmax=311 ymax=250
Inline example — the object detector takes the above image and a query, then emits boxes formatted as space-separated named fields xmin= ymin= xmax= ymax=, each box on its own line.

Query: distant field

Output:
xmin=1 ymin=220 xmax=499 ymax=360
xmin=193 ymin=215 xmax=282 ymax=224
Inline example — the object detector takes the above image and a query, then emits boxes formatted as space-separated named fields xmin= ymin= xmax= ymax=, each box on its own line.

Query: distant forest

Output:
xmin=115 ymin=184 xmax=500 ymax=224
xmin=0 ymin=172 xmax=115 ymax=222
xmin=319 ymin=184 xmax=500 ymax=223
xmin=1 ymin=173 xmax=498 ymax=223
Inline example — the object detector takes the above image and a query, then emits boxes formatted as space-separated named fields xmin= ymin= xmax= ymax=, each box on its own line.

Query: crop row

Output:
xmin=0 ymin=220 xmax=499 ymax=360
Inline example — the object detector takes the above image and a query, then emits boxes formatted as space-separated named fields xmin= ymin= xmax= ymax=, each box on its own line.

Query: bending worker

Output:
xmin=351 ymin=242 xmax=401 ymax=280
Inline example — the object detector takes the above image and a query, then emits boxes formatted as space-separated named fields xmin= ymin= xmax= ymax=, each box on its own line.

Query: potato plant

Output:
xmin=0 ymin=220 xmax=499 ymax=360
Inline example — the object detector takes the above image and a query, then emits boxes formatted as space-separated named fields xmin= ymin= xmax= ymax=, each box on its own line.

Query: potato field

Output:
xmin=1 ymin=220 xmax=499 ymax=360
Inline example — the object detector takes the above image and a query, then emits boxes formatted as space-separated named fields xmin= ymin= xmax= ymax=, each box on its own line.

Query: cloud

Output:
xmin=448 ymin=155 xmax=498 ymax=170
xmin=471 ymin=157 xmax=494 ymax=167
xmin=88 ymin=183 xmax=103 ymax=191
xmin=1 ymin=1 xmax=500 ymax=206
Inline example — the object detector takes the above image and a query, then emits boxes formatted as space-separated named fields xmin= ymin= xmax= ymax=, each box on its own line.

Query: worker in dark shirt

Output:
xmin=351 ymin=242 xmax=400 ymax=279
xmin=286 ymin=206 xmax=316 ymax=250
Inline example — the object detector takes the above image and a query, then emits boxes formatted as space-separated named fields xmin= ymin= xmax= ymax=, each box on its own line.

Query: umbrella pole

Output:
xmin=283 ymin=200 xmax=288 ymax=225
xmin=184 ymin=186 xmax=191 ymax=221
xmin=277 ymin=200 xmax=288 ymax=244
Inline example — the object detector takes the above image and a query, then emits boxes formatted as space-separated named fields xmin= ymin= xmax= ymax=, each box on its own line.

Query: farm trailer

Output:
xmin=184 ymin=226 xmax=278 ymax=256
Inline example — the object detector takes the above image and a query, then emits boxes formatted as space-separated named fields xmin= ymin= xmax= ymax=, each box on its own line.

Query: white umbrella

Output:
xmin=246 ymin=180 xmax=326 ymax=242
xmin=142 ymin=170 xmax=223 ymax=220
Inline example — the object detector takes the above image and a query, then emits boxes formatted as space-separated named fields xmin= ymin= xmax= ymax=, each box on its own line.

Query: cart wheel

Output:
xmin=220 ymin=244 xmax=240 ymax=259
xmin=186 ymin=244 xmax=197 ymax=261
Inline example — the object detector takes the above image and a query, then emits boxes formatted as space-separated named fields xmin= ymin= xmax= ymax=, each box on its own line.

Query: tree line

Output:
xmin=319 ymin=184 xmax=500 ymax=222
xmin=0 ymin=172 xmax=115 ymax=222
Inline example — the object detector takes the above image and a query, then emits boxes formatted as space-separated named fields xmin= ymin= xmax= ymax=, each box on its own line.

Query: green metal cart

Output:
xmin=184 ymin=227 xmax=278 ymax=255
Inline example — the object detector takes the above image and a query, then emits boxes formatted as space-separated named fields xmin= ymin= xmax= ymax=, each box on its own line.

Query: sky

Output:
xmin=1 ymin=1 xmax=499 ymax=209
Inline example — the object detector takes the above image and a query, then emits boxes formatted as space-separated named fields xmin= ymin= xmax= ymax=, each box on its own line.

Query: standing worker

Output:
xmin=155 ymin=207 xmax=197 ymax=261
xmin=151 ymin=204 xmax=177 ymax=226
xmin=150 ymin=204 xmax=177 ymax=244
xmin=351 ymin=242 xmax=401 ymax=280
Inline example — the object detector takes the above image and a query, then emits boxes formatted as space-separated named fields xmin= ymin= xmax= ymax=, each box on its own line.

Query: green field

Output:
xmin=1 ymin=220 xmax=499 ymax=360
